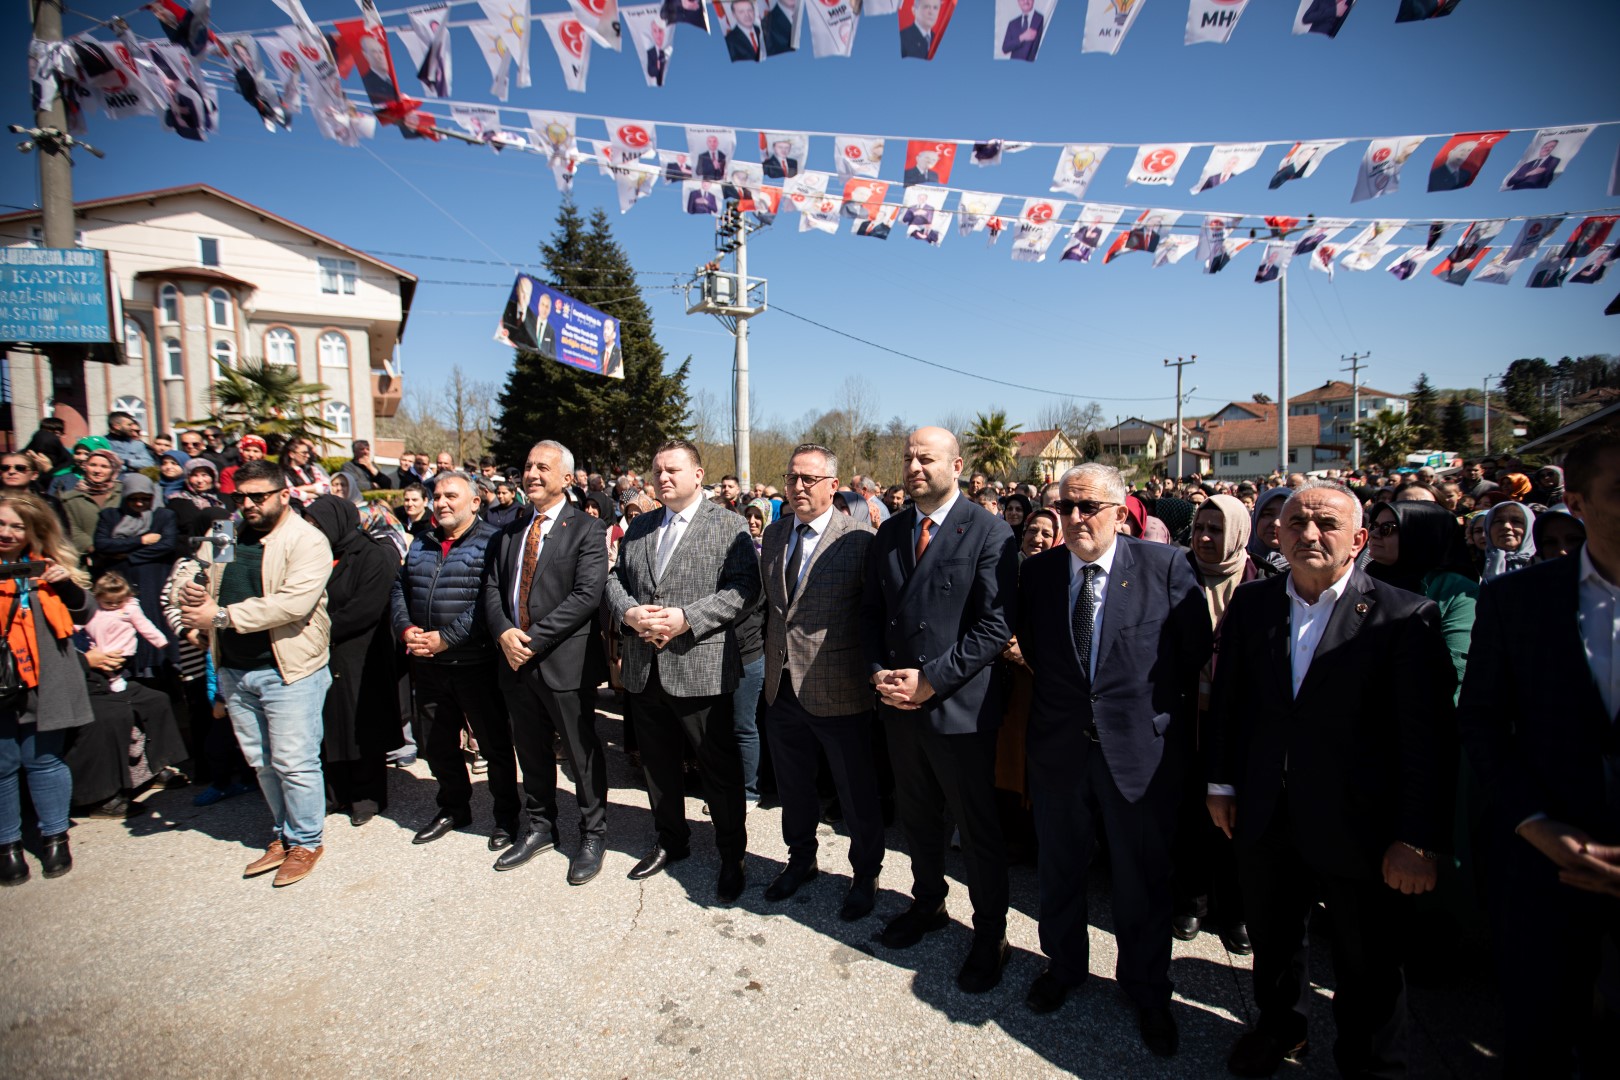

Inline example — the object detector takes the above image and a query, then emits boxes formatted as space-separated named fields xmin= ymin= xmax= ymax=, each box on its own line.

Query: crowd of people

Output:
xmin=1 ymin=412 xmax=1614 ymax=1078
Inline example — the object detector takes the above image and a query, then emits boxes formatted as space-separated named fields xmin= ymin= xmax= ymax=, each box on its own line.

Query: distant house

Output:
xmin=1012 ymin=428 xmax=1081 ymax=482
xmin=1287 ymin=380 xmax=1408 ymax=457
xmin=1461 ymin=402 xmax=1529 ymax=445
xmin=1104 ymin=418 xmax=1175 ymax=461
xmin=1206 ymin=415 xmax=1326 ymax=479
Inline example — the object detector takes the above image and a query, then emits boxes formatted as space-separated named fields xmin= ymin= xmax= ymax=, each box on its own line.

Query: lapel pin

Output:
xmin=1355 ymin=602 xmax=1369 ymax=614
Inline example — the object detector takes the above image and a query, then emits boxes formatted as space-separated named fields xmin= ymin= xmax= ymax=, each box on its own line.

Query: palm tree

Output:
xmin=1352 ymin=407 xmax=1417 ymax=468
xmin=184 ymin=357 xmax=337 ymax=449
xmin=963 ymin=410 xmax=1023 ymax=480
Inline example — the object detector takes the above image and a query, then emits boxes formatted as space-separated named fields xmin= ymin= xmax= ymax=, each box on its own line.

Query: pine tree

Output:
xmin=493 ymin=202 xmax=691 ymax=471
xmin=1440 ymin=395 xmax=1472 ymax=452
xmin=1407 ymin=373 xmax=1439 ymax=447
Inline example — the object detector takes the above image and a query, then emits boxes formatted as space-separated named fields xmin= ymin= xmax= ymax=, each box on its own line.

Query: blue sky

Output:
xmin=7 ymin=1 xmax=1617 ymax=433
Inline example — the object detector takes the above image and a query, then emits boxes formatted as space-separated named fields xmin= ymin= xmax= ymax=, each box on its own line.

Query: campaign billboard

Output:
xmin=0 ymin=247 xmax=114 ymax=344
xmin=493 ymin=273 xmax=623 ymax=379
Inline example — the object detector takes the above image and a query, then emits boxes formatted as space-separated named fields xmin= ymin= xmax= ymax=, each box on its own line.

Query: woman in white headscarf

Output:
xmin=1481 ymin=501 xmax=1537 ymax=581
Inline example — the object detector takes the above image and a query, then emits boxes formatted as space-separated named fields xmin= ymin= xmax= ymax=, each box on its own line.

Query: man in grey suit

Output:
xmin=759 ymin=443 xmax=883 ymax=920
xmin=605 ymin=438 xmax=762 ymax=902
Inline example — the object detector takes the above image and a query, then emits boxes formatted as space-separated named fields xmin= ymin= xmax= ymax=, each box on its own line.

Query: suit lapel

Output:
xmin=1266 ymin=578 xmax=1293 ymax=704
xmin=1097 ymin=538 xmax=1142 ymax=669
xmin=1296 ymin=569 xmax=1376 ymax=703
xmin=896 ymin=499 xmax=970 ymax=607
xmin=898 ymin=505 xmax=919 ymax=578
xmin=794 ymin=511 xmax=849 ymax=605
xmin=1544 ymin=556 xmax=1612 ymax=729
xmin=531 ymin=502 xmax=571 ymax=585
xmin=762 ymin=518 xmax=788 ymax=609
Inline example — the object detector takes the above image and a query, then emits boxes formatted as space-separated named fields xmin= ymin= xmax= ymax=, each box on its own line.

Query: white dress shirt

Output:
xmin=1209 ymin=564 xmax=1355 ymax=797
xmin=912 ymin=489 xmax=961 ymax=553
xmin=1068 ymin=540 xmax=1118 ymax=681
xmin=654 ymin=501 xmax=699 ymax=579
xmin=1578 ymin=545 xmax=1620 ymax=719
xmin=509 ymin=499 xmax=565 ymax=613
xmin=784 ymin=505 xmax=836 ymax=595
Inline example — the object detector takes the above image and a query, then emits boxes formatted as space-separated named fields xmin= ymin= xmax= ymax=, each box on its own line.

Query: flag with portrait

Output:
xmin=1105 ymin=209 xmax=1182 ymax=262
xmin=1189 ymin=143 xmax=1264 ymax=194
xmin=1525 ymin=245 xmax=1573 ymax=289
xmin=992 ymin=0 xmax=1057 ymax=62
xmin=898 ymin=0 xmax=958 ymax=61
xmin=1060 ymin=203 xmax=1123 ymax=263
xmin=1425 ymin=130 xmax=1506 ymax=192
xmin=1500 ymin=126 xmax=1592 ymax=192
xmin=622 ymin=5 xmax=674 ymax=87
xmin=1268 ymin=140 xmax=1344 ymax=189
xmin=1254 ymin=241 xmax=1294 ymax=283
xmin=1351 ymin=137 xmax=1423 ymax=202
xmin=397 ymin=4 xmax=453 ymax=98
xmin=1571 ymin=246 xmax=1614 ymax=285
xmin=903 ymin=140 xmax=958 ymax=186
xmin=1293 ymin=0 xmax=1357 ymax=38
xmin=1385 ymin=246 xmax=1440 ymax=282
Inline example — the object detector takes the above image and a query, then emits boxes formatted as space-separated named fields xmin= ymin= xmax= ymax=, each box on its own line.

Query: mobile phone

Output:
xmin=0 ymin=561 xmax=48 ymax=581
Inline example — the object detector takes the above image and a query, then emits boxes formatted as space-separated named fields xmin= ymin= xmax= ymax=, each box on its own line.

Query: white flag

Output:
xmin=622 ymin=5 xmax=673 ymax=88
xmin=1525 ymin=245 xmax=1573 ymax=289
xmin=1445 ymin=219 xmax=1506 ymax=267
xmin=799 ymin=195 xmax=844 ymax=234
xmin=1474 ymin=250 xmax=1530 ymax=287
xmin=1500 ymin=126 xmax=1593 ymax=192
xmin=1293 ymin=0 xmax=1355 ymax=38
xmin=569 ymin=0 xmax=622 ymax=50
xmin=1268 ymin=140 xmax=1344 ymax=189
xmin=1198 ymin=214 xmax=1242 ymax=271
xmin=1386 ymin=246 xmax=1440 ymax=282
xmin=1351 ymin=137 xmax=1424 ymax=203
xmin=1307 ymin=243 xmax=1339 ymax=281
xmin=682 ymin=179 xmax=720 ymax=216
xmin=605 ymin=117 xmax=657 ymax=160
xmin=1128 ymin=144 xmax=1195 ymax=187
xmin=479 ymin=0 xmax=532 ymax=86
xmin=1018 ymin=197 xmax=1065 ymax=226
xmin=1189 ymin=143 xmax=1264 ymax=194
xmin=470 ymin=21 xmax=514 ymax=99
xmin=452 ymin=104 xmax=501 ymax=140
xmin=956 ymin=192 xmax=1004 ymax=235
xmin=902 ymin=186 xmax=949 ymax=246
xmin=1154 ymin=235 xmax=1200 ymax=267
xmin=540 ymin=11 xmax=592 ymax=93
xmin=1083 ymin=0 xmax=1148 ymax=55
xmin=805 ymin=0 xmax=860 ymax=57
xmin=1051 ymin=144 xmax=1108 ymax=198
xmin=782 ymin=171 xmax=830 ymax=213
xmin=398 ymin=5 xmax=453 ymax=98
xmin=1571 ymin=245 xmax=1614 ymax=285
xmin=1186 ymin=0 xmax=1250 ymax=44
xmin=1059 ymin=203 xmax=1124 ymax=263
xmin=1106 ymin=209 xmax=1183 ymax=262
xmin=71 ymin=37 xmax=167 ymax=121
xmin=850 ymin=205 xmax=898 ymax=240
xmin=1502 ymin=216 xmax=1565 ymax=264
xmin=1293 ymin=217 xmax=1352 ymax=256
xmin=1340 ymin=220 xmax=1403 ymax=271
xmin=1012 ymin=221 xmax=1064 ymax=263
xmin=1610 ymin=144 xmax=1619 ymax=198
xmin=529 ymin=110 xmax=577 ymax=165
xmin=834 ymin=135 xmax=884 ymax=178
xmin=1253 ymin=241 xmax=1294 ymax=283
xmin=613 ymin=160 xmax=661 ymax=214
xmin=993 ymin=0 xmax=1058 ymax=61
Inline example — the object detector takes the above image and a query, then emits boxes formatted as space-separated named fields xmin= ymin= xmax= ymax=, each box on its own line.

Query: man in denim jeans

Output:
xmin=181 ymin=458 xmax=333 ymax=887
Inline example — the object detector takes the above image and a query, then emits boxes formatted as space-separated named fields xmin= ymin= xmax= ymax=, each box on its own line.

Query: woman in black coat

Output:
xmin=91 ymin=473 xmax=177 ymax=673
xmin=304 ymin=495 xmax=402 ymax=825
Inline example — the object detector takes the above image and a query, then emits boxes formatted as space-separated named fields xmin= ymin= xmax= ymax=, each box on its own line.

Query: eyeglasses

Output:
xmin=179 ymin=441 xmax=204 ymax=449
xmin=782 ymin=473 xmax=835 ymax=488
xmin=0 ymin=464 xmax=32 ymax=473
xmin=1052 ymin=499 xmax=1121 ymax=519
xmin=232 ymin=488 xmax=286 ymax=506
xmin=1370 ymin=521 xmax=1400 ymax=538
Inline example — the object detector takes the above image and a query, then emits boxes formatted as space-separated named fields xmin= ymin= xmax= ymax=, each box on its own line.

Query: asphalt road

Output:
xmin=0 ymin=703 xmax=1502 ymax=1079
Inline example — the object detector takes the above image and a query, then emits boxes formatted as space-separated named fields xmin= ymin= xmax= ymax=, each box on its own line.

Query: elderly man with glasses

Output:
xmin=180 ymin=459 xmax=335 ymax=887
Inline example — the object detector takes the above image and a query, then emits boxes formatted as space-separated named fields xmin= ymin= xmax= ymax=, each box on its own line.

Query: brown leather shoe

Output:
xmin=244 ymin=840 xmax=287 ymax=878
xmin=272 ymin=845 xmax=323 ymax=887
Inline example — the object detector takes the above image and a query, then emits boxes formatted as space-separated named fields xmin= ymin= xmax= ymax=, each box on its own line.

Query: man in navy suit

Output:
xmin=725 ymin=0 xmax=764 ymax=61
xmin=696 ymin=135 xmax=728 ymax=181
xmin=686 ymin=182 xmax=718 ymax=215
xmin=1208 ymin=482 xmax=1455 ymax=1078
xmin=862 ymin=426 xmax=1019 ymax=994
xmin=1016 ymin=464 xmax=1211 ymax=1057
xmin=1001 ymin=0 xmax=1044 ymax=61
xmin=1504 ymin=139 xmax=1562 ymax=190
xmin=1460 ymin=433 xmax=1620 ymax=1078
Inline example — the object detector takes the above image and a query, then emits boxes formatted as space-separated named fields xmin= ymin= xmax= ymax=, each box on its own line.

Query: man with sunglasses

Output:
xmin=180 ymin=459 xmax=334 ymax=887
xmin=1014 ymin=463 xmax=1211 ymax=1057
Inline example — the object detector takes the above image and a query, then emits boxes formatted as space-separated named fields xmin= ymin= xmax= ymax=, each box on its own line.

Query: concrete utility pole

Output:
xmin=1341 ymin=351 xmax=1371 ymax=469
xmin=1482 ymin=373 xmax=1494 ymax=453
xmin=1164 ymin=355 xmax=1196 ymax=479
xmin=686 ymin=202 xmax=767 ymax=489
xmin=1277 ymin=272 xmax=1289 ymax=474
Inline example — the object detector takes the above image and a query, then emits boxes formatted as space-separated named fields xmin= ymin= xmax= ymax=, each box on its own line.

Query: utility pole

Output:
xmin=686 ymin=201 xmax=766 ymax=489
xmin=1277 ymin=271 xmax=1289 ymax=475
xmin=1482 ymin=373 xmax=1494 ymax=454
xmin=1340 ymin=351 xmax=1370 ymax=470
xmin=1163 ymin=355 xmax=1196 ymax=480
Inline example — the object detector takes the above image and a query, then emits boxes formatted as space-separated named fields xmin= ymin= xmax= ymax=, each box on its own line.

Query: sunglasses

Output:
xmin=0 ymin=464 xmax=32 ymax=473
xmin=1052 ymin=499 xmax=1121 ymax=519
xmin=1370 ymin=521 xmax=1400 ymax=538
xmin=232 ymin=488 xmax=286 ymax=506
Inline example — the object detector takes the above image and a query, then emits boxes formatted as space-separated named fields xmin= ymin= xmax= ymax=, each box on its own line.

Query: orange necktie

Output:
xmin=915 ymin=517 xmax=934 ymax=563
xmin=516 ymin=515 xmax=543 ymax=614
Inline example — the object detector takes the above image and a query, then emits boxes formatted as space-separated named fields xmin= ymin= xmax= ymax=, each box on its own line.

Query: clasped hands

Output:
xmin=625 ymin=605 xmax=689 ymax=650
xmin=177 ymin=580 xmax=218 ymax=631
xmin=401 ymin=625 xmax=448 ymax=658
xmin=1206 ymin=794 xmax=1440 ymax=896
xmin=1518 ymin=818 xmax=1620 ymax=898
xmin=871 ymin=668 xmax=935 ymax=711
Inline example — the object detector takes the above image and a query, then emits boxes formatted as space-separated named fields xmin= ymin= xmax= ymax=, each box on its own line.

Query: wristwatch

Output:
xmin=212 ymin=606 xmax=232 ymax=631
xmin=1399 ymin=842 xmax=1440 ymax=862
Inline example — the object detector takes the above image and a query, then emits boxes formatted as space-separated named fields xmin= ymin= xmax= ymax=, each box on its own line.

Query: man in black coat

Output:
xmin=1207 ymin=482 xmax=1455 ymax=1078
xmin=1016 ymin=463 xmax=1212 ymax=1056
xmin=724 ymin=0 xmax=763 ymax=61
xmin=1459 ymin=433 xmax=1620 ymax=1078
xmin=483 ymin=440 xmax=611 ymax=884
xmin=861 ymin=426 xmax=1019 ymax=994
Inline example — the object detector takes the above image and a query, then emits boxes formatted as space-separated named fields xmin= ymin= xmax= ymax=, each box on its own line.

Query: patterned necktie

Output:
xmin=1072 ymin=564 xmax=1099 ymax=680
xmin=915 ymin=517 xmax=934 ymax=563
xmin=516 ymin=513 xmax=544 ymax=614
xmin=784 ymin=522 xmax=811 ymax=601
xmin=655 ymin=512 xmax=681 ymax=580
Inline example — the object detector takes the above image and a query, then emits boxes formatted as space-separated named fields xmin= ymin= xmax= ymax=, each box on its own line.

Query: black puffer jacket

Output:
xmin=389 ymin=517 xmax=497 ymax=664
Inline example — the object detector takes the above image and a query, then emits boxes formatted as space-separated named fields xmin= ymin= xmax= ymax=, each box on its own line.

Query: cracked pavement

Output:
xmin=0 ymin=703 xmax=1503 ymax=1078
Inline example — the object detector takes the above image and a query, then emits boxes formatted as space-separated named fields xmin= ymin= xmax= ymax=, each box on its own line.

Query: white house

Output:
xmin=1287 ymin=380 xmax=1408 ymax=458
xmin=1205 ymin=414 xmax=1326 ymax=479
xmin=1 ymin=183 xmax=413 ymax=446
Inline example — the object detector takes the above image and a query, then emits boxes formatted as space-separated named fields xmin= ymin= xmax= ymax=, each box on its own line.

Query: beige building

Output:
xmin=1011 ymin=428 xmax=1081 ymax=483
xmin=1 ymin=184 xmax=411 ymax=445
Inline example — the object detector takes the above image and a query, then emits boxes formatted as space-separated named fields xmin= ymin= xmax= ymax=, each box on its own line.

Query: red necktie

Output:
xmin=516 ymin=515 xmax=543 ymax=614
xmin=750 ymin=31 xmax=759 ymax=54
xmin=915 ymin=517 xmax=934 ymax=563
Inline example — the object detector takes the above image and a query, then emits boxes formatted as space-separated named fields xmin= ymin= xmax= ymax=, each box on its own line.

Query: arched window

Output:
xmin=211 ymin=339 xmax=234 ymax=368
xmin=164 ymin=337 xmax=183 ymax=379
xmin=265 ymin=327 xmax=296 ymax=366
xmin=324 ymin=401 xmax=352 ymax=438
xmin=159 ymin=283 xmax=179 ymax=324
xmin=208 ymin=287 xmax=232 ymax=329
xmin=123 ymin=317 xmax=143 ymax=361
xmin=111 ymin=395 xmax=147 ymax=430
xmin=318 ymin=330 xmax=348 ymax=367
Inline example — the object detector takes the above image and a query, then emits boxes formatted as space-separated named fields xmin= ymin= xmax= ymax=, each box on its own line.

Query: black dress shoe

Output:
xmin=1221 ymin=922 xmax=1252 ymax=955
xmin=764 ymin=860 xmax=818 ymax=901
xmin=716 ymin=860 xmax=745 ymax=903
xmin=39 ymin=832 xmax=72 ymax=879
xmin=487 ymin=826 xmax=514 ymax=852
xmin=349 ymin=800 xmax=378 ymax=828
xmin=956 ymin=934 xmax=1009 ymax=994
xmin=1227 ymin=1030 xmax=1308 ymax=1077
xmin=1171 ymin=913 xmax=1202 ymax=941
xmin=0 ymin=840 xmax=28 ymax=886
xmin=1139 ymin=1005 xmax=1180 ymax=1058
xmin=628 ymin=844 xmax=688 ymax=880
xmin=881 ymin=901 xmax=950 ymax=949
xmin=493 ymin=828 xmax=556 ymax=871
xmin=839 ymin=874 xmax=878 ymax=921
xmin=412 ymin=811 xmax=470 ymax=845
xmin=1026 ymin=969 xmax=1080 ymax=1014
xmin=568 ymin=837 xmax=605 ymax=885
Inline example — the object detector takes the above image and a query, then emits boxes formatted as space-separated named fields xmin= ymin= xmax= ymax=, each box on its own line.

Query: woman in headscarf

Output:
xmin=1245 ymin=486 xmax=1292 ymax=578
xmin=1172 ymin=494 xmax=1254 ymax=954
xmin=331 ymin=472 xmax=409 ymax=561
xmin=1462 ymin=510 xmax=1489 ymax=579
xmin=742 ymin=503 xmax=767 ymax=555
xmin=1152 ymin=495 xmax=1197 ymax=547
xmin=304 ymin=495 xmax=401 ymax=826
xmin=46 ymin=435 xmax=106 ymax=498
xmin=1481 ymin=501 xmax=1537 ymax=581
xmin=166 ymin=458 xmax=230 ymax=538
xmin=1531 ymin=506 xmax=1586 ymax=561
xmin=1529 ymin=465 xmax=1565 ymax=507
xmin=90 ymin=474 xmax=177 ymax=673
xmin=1001 ymin=493 xmax=1032 ymax=539
xmin=155 ymin=449 xmax=189 ymax=499
xmin=1496 ymin=472 xmax=1533 ymax=502
xmin=1018 ymin=507 xmax=1060 ymax=561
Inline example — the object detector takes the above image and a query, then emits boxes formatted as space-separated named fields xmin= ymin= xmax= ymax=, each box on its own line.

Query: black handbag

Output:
xmin=0 ymin=588 xmax=26 ymax=704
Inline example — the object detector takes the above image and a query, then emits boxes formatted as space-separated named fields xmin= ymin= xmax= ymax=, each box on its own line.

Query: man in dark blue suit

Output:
xmin=1001 ymin=0 xmax=1044 ymax=61
xmin=862 ymin=426 xmax=1019 ymax=994
xmin=1016 ymin=463 xmax=1211 ymax=1057
xmin=1460 ymin=433 xmax=1620 ymax=1079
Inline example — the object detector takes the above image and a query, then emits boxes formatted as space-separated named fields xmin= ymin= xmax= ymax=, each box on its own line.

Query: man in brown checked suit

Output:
xmin=758 ymin=443 xmax=885 ymax=921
